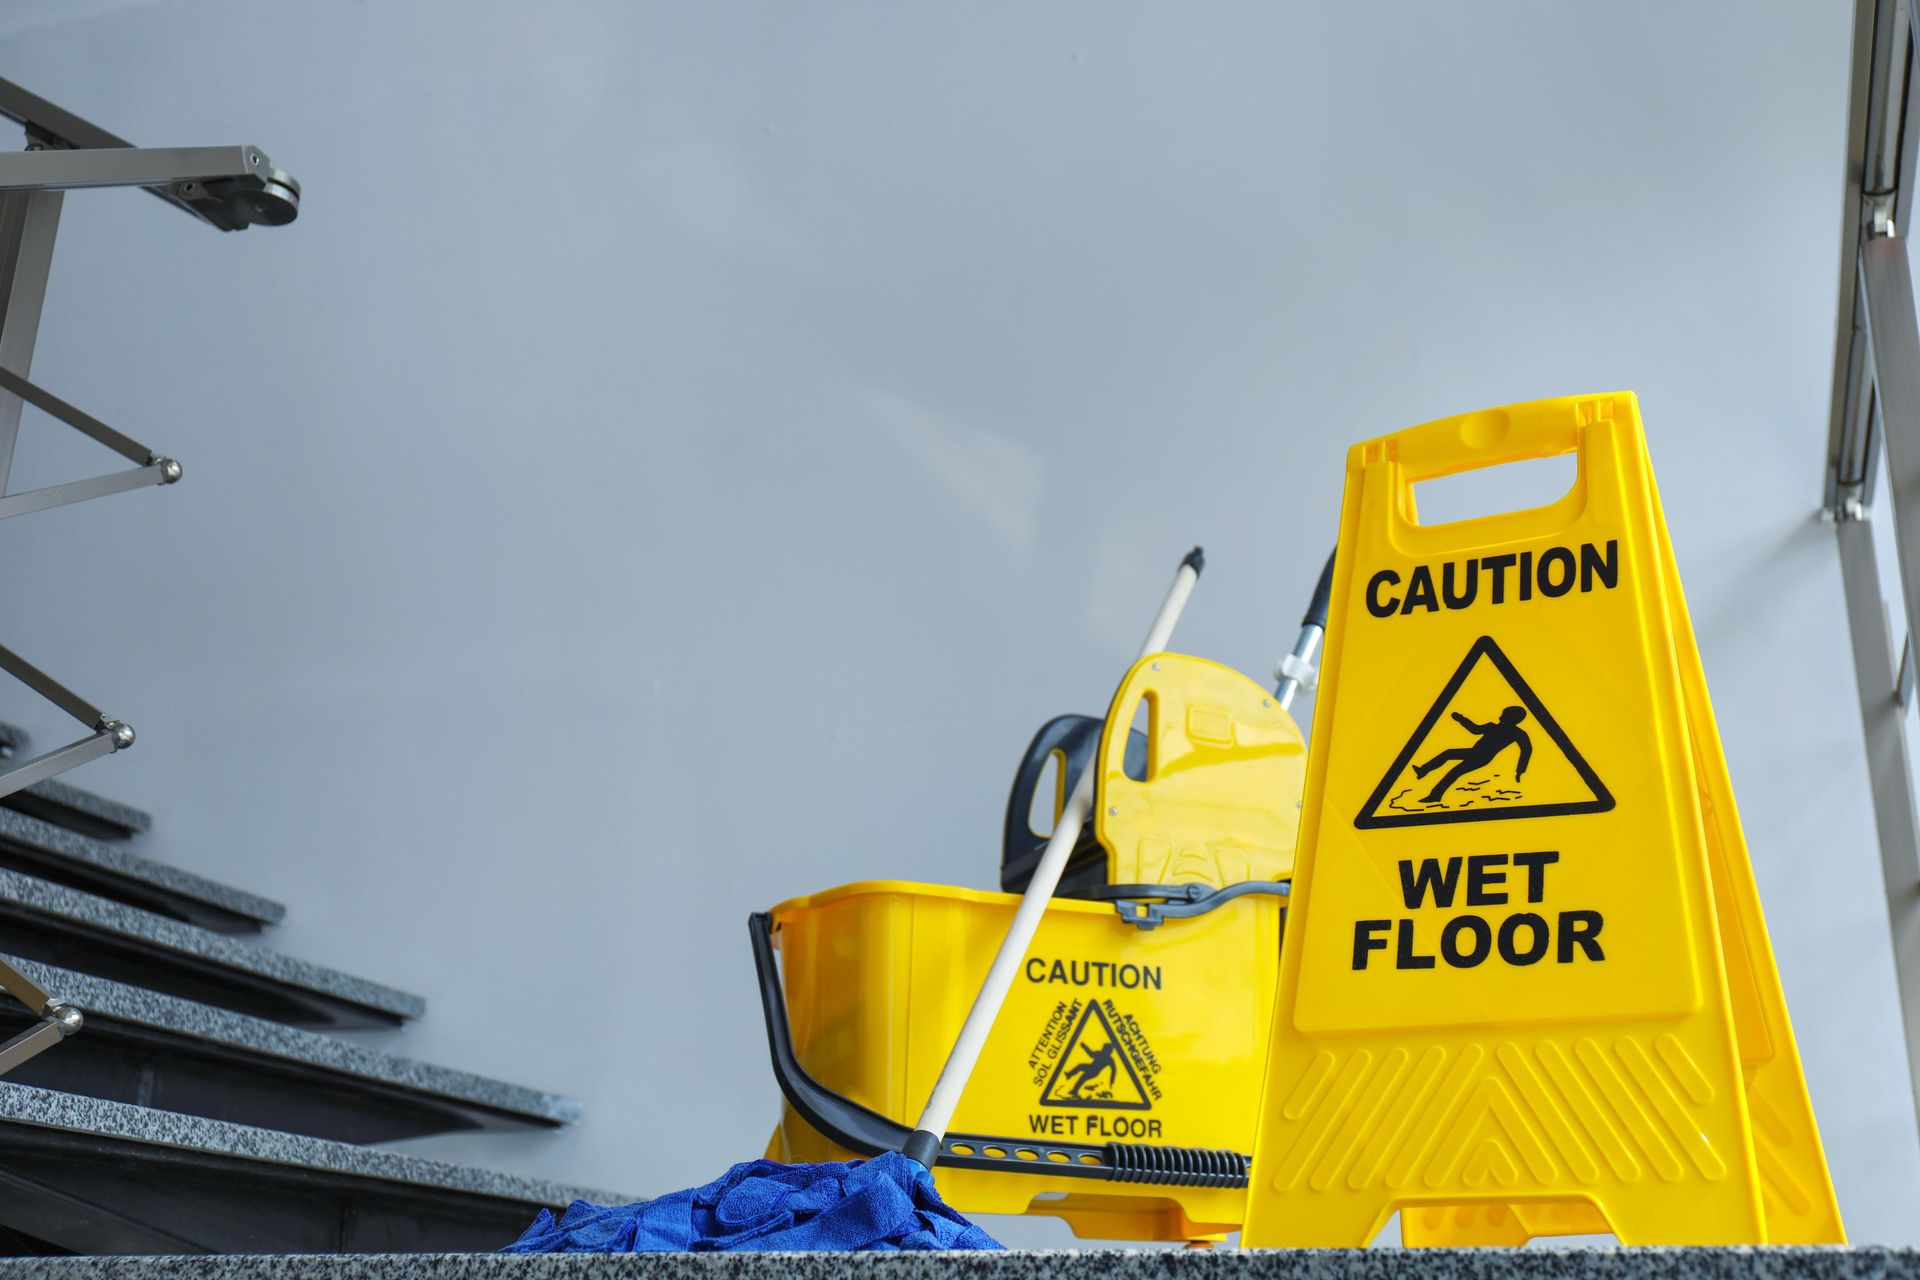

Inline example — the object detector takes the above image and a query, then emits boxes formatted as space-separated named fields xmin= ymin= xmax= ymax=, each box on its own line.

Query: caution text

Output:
xmin=1366 ymin=541 xmax=1618 ymax=618
xmin=1024 ymin=958 xmax=1163 ymax=990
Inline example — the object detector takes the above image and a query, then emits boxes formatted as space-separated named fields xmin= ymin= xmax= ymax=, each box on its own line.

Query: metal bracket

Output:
xmin=0 ymin=957 xmax=81 ymax=1080
xmin=0 ymin=145 xmax=297 ymax=231
xmin=0 ymin=641 xmax=133 ymax=804
xmin=0 ymin=77 xmax=298 ymax=232
xmin=1869 ymin=191 xmax=1900 ymax=239
xmin=0 ymin=365 xmax=180 ymax=522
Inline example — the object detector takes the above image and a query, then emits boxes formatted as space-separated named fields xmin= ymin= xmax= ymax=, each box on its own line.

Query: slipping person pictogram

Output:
xmin=1059 ymin=1040 xmax=1120 ymax=1102
xmin=1413 ymin=706 xmax=1531 ymax=804
xmin=1354 ymin=636 xmax=1612 ymax=829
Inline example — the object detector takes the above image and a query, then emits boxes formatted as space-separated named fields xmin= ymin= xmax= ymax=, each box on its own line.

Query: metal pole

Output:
xmin=1274 ymin=552 xmax=1336 ymax=713
xmin=0 ymin=188 xmax=60 ymax=494
xmin=0 ymin=144 xmax=275 ymax=194
xmin=1860 ymin=232 xmax=1920 ymax=649
xmin=0 ymin=730 xmax=123 ymax=804
xmin=904 ymin=548 xmax=1204 ymax=1165
xmin=1838 ymin=513 xmax=1920 ymax=1141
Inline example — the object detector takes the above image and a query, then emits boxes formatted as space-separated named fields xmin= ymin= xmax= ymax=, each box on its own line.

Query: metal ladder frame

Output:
xmin=1827 ymin=0 xmax=1920 ymax=1151
xmin=0 ymin=77 xmax=299 ymax=1078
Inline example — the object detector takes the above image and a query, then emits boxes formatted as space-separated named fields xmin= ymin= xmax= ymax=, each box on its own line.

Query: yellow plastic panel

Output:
xmin=1403 ymin=448 xmax=1844 ymax=1248
xmin=1647 ymin=482 xmax=1842 ymax=1245
xmin=1094 ymin=653 xmax=1305 ymax=887
xmin=1243 ymin=393 xmax=1837 ymax=1247
xmin=764 ymin=879 xmax=1280 ymax=1240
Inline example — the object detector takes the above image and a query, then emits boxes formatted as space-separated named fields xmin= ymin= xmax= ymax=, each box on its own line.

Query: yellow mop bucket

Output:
xmin=751 ymin=648 xmax=1311 ymax=1241
xmin=756 ymin=883 xmax=1281 ymax=1240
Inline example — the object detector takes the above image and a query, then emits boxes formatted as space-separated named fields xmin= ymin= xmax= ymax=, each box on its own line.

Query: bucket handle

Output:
xmin=747 ymin=912 xmax=1249 ymax=1188
xmin=1091 ymin=879 xmax=1289 ymax=929
xmin=1002 ymin=714 xmax=1154 ymax=895
xmin=1000 ymin=715 xmax=1105 ymax=895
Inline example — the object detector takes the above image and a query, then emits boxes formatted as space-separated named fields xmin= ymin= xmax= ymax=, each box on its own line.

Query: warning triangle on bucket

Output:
xmin=1355 ymin=634 xmax=1612 ymax=829
xmin=1038 ymin=1002 xmax=1152 ymax=1111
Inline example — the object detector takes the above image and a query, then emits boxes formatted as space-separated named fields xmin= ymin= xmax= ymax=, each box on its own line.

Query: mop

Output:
xmin=505 ymin=548 xmax=1204 ymax=1253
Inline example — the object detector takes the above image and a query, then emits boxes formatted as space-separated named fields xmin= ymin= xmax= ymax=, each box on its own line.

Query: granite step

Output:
xmin=0 ymin=1082 xmax=627 ymax=1255
xmin=0 ymin=870 xmax=422 ymax=1029
xmin=4 ymin=776 xmax=153 ymax=842
xmin=0 ymin=957 xmax=574 ymax=1142
xmin=0 ymin=1251 xmax=1914 ymax=1279
xmin=0 ymin=808 xmax=280 ymax=933
xmin=0 ymin=722 xmax=153 ymax=841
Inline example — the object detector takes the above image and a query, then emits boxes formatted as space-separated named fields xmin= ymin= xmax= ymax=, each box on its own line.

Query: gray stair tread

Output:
xmin=0 ymin=1082 xmax=627 ymax=1252
xmin=0 ymin=808 xmax=281 ymax=930
xmin=8 ymin=776 xmax=153 ymax=838
xmin=2 ymin=956 xmax=578 ymax=1130
xmin=0 ymin=722 xmax=27 ymax=757
xmin=0 ymin=1082 xmax=623 ymax=1207
xmin=0 ymin=1251 xmax=1914 ymax=1277
xmin=0 ymin=869 xmax=422 ymax=1026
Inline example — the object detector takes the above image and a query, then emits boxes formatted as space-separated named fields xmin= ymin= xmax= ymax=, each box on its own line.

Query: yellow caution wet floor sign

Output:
xmin=1243 ymin=393 xmax=1842 ymax=1247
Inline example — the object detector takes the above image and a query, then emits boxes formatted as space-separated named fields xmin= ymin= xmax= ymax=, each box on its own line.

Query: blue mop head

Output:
xmin=502 ymin=1154 xmax=1004 ymax=1253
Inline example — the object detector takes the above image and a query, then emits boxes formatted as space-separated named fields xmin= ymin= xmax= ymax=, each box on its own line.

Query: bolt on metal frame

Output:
xmin=1827 ymin=0 xmax=1920 ymax=1146
xmin=0 ymin=77 xmax=298 ymax=1078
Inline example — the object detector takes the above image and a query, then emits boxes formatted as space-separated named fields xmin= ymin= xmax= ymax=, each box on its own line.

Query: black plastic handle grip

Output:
xmin=1000 ymin=714 xmax=1151 ymax=896
xmin=1000 ymin=715 xmax=1102 ymax=894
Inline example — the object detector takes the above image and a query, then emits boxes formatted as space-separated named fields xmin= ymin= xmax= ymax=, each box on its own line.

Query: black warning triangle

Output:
xmin=1354 ymin=635 xmax=1612 ymax=829
xmin=1039 ymin=1002 xmax=1152 ymax=1111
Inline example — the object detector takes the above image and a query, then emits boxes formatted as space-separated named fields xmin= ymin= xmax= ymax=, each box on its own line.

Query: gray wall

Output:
xmin=1 ymin=0 xmax=1910 ymax=1248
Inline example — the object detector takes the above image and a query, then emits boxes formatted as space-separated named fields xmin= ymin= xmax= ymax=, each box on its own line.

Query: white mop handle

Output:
xmin=905 ymin=548 xmax=1203 ymax=1158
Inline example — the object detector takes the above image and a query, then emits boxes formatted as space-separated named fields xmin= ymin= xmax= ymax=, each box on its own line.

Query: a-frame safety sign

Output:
xmin=1355 ymin=634 xmax=1612 ymax=828
xmin=1243 ymin=393 xmax=1842 ymax=1248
